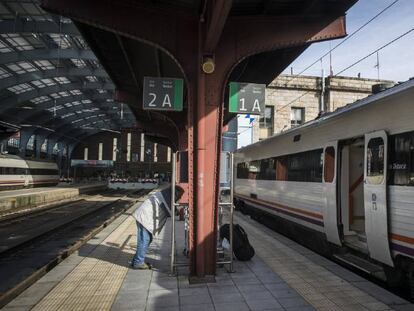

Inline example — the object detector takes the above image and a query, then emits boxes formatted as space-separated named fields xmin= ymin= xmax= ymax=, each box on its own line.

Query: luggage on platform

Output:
xmin=220 ymin=224 xmax=255 ymax=261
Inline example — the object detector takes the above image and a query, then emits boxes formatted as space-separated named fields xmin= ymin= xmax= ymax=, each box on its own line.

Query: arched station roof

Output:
xmin=0 ymin=0 xmax=137 ymax=143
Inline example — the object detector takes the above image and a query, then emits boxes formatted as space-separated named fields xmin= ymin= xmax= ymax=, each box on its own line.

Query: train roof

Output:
xmin=237 ymin=78 xmax=414 ymax=153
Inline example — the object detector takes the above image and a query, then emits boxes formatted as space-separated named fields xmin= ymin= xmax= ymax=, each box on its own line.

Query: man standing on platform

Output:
xmin=130 ymin=186 xmax=184 ymax=270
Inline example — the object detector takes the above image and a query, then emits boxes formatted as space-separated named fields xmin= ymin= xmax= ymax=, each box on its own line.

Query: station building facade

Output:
xmin=245 ymin=75 xmax=395 ymax=144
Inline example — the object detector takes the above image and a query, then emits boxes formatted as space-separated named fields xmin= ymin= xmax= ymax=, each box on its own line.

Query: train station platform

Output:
xmin=3 ymin=205 xmax=413 ymax=311
xmin=0 ymin=183 xmax=107 ymax=213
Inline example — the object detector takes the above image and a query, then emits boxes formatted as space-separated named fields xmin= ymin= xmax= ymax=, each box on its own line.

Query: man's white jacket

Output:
xmin=132 ymin=188 xmax=171 ymax=236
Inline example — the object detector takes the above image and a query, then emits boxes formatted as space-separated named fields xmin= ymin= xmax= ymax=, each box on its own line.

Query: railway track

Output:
xmin=0 ymin=188 xmax=150 ymax=308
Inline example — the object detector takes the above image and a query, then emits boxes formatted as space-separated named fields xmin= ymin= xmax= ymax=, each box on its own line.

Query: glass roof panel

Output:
xmin=70 ymin=89 xmax=82 ymax=95
xmin=54 ymin=76 xmax=71 ymax=84
xmin=34 ymin=60 xmax=55 ymax=70
xmin=0 ymin=39 xmax=12 ymax=53
xmin=0 ymin=67 xmax=11 ymax=79
xmin=7 ymin=61 xmax=38 ymax=74
xmin=1 ymin=33 xmax=34 ymax=51
xmin=30 ymin=95 xmax=50 ymax=104
xmin=7 ymin=83 xmax=34 ymax=94
xmin=49 ymin=34 xmax=72 ymax=49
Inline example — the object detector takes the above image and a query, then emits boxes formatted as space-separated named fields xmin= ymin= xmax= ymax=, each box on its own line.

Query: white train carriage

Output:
xmin=26 ymin=159 xmax=60 ymax=187
xmin=0 ymin=155 xmax=59 ymax=190
xmin=234 ymin=79 xmax=414 ymax=290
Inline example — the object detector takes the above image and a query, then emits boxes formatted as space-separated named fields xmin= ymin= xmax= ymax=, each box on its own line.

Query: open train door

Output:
xmin=323 ymin=142 xmax=341 ymax=246
xmin=364 ymin=130 xmax=394 ymax=267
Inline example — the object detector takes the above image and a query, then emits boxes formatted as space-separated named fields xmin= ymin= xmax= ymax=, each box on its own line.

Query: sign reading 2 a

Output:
xmin=228 ymin=82 xmax=265 ymax=115
xmin=143 ymin=77 xmax=183 ymax=111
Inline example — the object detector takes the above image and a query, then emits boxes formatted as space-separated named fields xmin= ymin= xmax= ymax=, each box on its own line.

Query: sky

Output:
xmin=281 ymin=0 xmax=414 ymax=82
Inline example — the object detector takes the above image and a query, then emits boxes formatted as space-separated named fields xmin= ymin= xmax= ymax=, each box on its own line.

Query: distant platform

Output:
xmin=4 ymin=202 xmax=413 ymax=311
xmin=108 ymin=180 xmax=158 ymax=190
xmin=0 ymin=183 xmax=107 ymax=213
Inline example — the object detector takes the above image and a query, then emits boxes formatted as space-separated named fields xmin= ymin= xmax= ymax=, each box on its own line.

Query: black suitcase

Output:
xmin=220 ymin=224 xmax=255 ymax=261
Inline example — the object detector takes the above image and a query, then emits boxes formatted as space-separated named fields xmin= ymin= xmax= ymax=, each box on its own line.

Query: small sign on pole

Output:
xmin=229 ymin=82 xmax=265 ymax=114
xmin=143 ymin=77 xmax=183 ymax=111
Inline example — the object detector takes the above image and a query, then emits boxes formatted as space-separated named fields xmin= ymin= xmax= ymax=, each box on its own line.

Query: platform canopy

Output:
xmin=0 ymin=0 xmax=138 ymax=143
xmin=39 ymin=0 xmax=356 ymax=148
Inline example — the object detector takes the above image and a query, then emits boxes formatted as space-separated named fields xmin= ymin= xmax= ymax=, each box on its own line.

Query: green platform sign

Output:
xmin=229 ymin=82 xmax=265 ymax=114
xmin=143 ymin=77 xmax=183 ymax=111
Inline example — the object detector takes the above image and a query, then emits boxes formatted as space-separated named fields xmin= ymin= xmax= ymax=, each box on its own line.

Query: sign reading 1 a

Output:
xmin=143 ymin=77 xmax=183 ymax=111
xmin=228 ymin=82 xmax=265 ymax=115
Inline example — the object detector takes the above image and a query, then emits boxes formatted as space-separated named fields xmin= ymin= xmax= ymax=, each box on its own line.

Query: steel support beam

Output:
xmin=203 ymin=0 xmax=232 ymax=54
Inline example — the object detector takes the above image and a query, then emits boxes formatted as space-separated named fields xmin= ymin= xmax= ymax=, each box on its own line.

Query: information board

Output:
xmin=229 ymin=82 xmax=265 ymax=115
xmin=143 ymin=77 xmax=183 ymax=111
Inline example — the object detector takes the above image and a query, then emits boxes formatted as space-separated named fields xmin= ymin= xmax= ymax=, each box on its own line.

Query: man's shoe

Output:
xmin=131 ymin=262 xmax=151 ymax=270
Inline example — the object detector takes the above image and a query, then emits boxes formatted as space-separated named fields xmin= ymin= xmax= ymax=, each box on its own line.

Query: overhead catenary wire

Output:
xmin=276 ymin=27 xmax=414 ymax=113
xmin=283 ymin=0 xmax=400 ymax=87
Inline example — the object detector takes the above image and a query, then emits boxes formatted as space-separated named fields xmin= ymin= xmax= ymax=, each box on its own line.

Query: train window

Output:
xmin=236 ymin=162 xmax=249 ymax=179
xmin=367 ymin=137 xmax=385 ymax=184
xmin=389 ymin=131 xmax=414 ymax=186
xmin=248 ymin=160 xmax=260 ymax=180
xmin=287 ymin=149 xmax=323 ymax=182
xmin=324 ymin=147 xmax=335 ymax=183
xmin=258 ymin=158 xmax=276 ymax=180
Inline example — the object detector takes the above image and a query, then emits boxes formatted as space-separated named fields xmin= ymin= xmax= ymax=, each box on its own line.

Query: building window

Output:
xmin=7 ymin=132 xmax=20 ymax=148
xmin=98 ymin=143 xmax=103 ymax=160
xmin=140 ymin=133 xmax=145 ymax=162
xmin=154 ymin=143 xmax=158 ymax=162
xmin=52 ymin=143 xmax=59 ymax=155
xmin=27 ymin=135 xmax=35 ymax=151
xmin=291 ymin=107 xmax=304 ymax=127
xmin=167 ymin=147 xmax=171 ymax=163
xmin=127 ymin=133 xmax=132 ymax=162
xmin=84 ymin=147 xmax=88 ymax=160
xmin=112 ymin=138 xmax=118 ymax=161
xmin=260 ymin=106 xmax=274 ymax=129
xmin=41 ymin=139 xmax=48 ymax=153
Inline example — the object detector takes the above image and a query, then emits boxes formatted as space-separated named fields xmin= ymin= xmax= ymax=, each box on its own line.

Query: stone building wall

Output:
xmin=252 ymin=74 xmax=394 ymax=142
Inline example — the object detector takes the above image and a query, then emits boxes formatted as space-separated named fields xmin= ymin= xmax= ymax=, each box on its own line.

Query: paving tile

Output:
xmin=179 ymin=293 xmax=212 ymax=306
xmin=179 ymin=287 xmax=209 ymax=297
xmin=148 ymin=289 xmax=178 ymax=299
xmin=392 ymin=304 xmax=414 ymax=311
xmin=237 ymin=283 xmax=267 ymax=293
xmin=211 ymin=292 xmax=244 ymax=303
xmin=146 ymin=293 xmax=179 ymax=307
xmin=277 ymin=296 xmax=310 ymax=308
xmin=180 ymin=303 xmax=215 ymax=311
xmin=361 ymin=301 xmax=394 ymax=311
xmin=246 ymin=298 xmax=282 ymax=310
xmin=285 ymin=306 xmax=316 ymax=311
xmin=242 ymin=290 xmax=275 ymax=301
xmin=214 ymin=301 xmax=250 ymax=311
xmin=208 ymin=285 xmax=240 ymax=295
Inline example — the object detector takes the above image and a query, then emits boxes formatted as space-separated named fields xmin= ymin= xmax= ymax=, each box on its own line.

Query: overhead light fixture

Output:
xmin=202 ymin=56 xmax=215 ymax=74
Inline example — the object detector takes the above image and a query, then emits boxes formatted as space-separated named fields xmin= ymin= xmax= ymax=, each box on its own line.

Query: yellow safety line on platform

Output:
xmin=236 ymin=215 xmax=393 ymax=311
xmin=32 ymin=216 xmax=137 ymax=311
